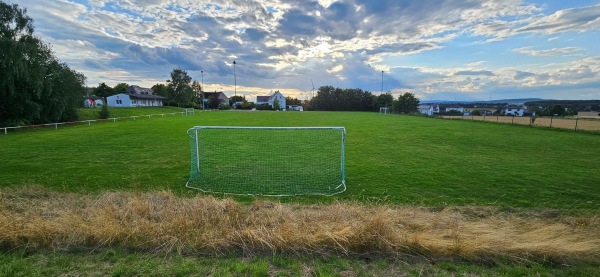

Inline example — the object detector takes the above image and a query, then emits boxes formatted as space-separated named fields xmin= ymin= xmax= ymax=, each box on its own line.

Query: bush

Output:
xmin=98 ymin=101 xmax=110 ymax=119
xmin=255 ymin=104 xmax=273 ymax=111
xmin=218 ymin=104 xmax=231 ymax=110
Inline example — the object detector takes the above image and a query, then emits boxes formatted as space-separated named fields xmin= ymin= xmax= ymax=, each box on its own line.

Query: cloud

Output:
xmin=9 ymin=0 xmax=600 ymax=100
xmin=512 ymin=47 xmax=583 ymax=56
xmin=514 ymin=71 xmax=536 ymax=80
xmin=517 ymin=5 xmax=600 ymax=34
xmin=454 ymin=70 xmax=496 ymax=76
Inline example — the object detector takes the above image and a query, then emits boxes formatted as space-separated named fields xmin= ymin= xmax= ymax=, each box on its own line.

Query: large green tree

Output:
xmin=93 ymin=82 xmax=114 ymax=98
xmin=113 ymin=83 xmax=129 ymax=94
xmin=393 ymin=92 xmax=420 ymax=114
xmin=310 ymin=86 xmax=374 ymax=111
xmin=0 ymin=1 xmax=86 ymax=126
xmin=167 ymin=68 xmax=195 ymax=107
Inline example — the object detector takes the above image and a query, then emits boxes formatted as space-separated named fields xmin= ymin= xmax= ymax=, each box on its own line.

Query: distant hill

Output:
xmin=487 ymin=98 xmax=545 ymax=105
xmin=422 ymin=98 xmax=545 ymax=105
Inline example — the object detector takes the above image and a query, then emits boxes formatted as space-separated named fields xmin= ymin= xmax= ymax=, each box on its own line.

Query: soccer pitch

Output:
xmin=0 ymin=111 xmax=599 ymax=211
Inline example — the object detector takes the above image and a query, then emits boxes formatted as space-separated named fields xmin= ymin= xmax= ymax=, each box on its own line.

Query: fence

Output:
xmin=443 ymin=115 xmax=600 ymax=132
xmin=1 ymin=111 xmax=194 ymax=135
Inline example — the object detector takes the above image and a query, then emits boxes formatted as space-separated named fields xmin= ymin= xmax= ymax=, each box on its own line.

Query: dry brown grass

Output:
xmin=1 ymin=187 xmax=599 ymax=263
xmin=447 ymin=115 xmax=600 ymax=131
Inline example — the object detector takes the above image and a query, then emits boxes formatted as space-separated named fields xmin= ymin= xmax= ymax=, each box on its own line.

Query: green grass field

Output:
xmin=2 ymin=109 xmax=600 ymax=275
xmin=1 ymin=110 xmax=599 ymax=211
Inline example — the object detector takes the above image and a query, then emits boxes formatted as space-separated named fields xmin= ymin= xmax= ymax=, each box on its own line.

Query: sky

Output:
xmin=12 ymin=0 xmax=600 ymax=102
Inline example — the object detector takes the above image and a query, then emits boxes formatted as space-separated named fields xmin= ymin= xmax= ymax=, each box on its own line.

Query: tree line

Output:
xmin=1 ymin=2 xmax=86 ymax=127
xmin=308 ymin=86 xmax=419 ymax=113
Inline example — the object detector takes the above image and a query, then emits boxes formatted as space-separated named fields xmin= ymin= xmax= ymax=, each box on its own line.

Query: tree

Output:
xmin=93 ymin=82 xmax=114 ymax=98
xmin=273 ymin=98 xmax=281 ymax=110
xmin=286 ymin=96 xmax=302 ymax=105
xmin=310 ymin=86 xmax=374 ymax=111
xmin=191 ymin=81 xmax=202 ymax=108
xmin=393 ymin=92 xmax=420 ymax=114
xmin=374 ymin=93 xmax=394 ymax=111
xmin=548 ymin=105 xmax=566 ymax=116
xmin=167 ymin=68 xmax=195 ymax=107
xmin=113 ymin=83 xmax=129 ymax=94
xmin=207 ymin=95 xmax=220 ymax=109
xmin=229 ymin=95 xmax=244 ymax=106
xmin=0 ymin=2 xmax=86 ymax=126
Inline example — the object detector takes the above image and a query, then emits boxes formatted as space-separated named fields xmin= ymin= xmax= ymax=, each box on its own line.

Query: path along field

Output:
xmin=1 ymin=110 xmax=600 ymax=274
xmin=445 ymin=115 xmax=600 ymax=131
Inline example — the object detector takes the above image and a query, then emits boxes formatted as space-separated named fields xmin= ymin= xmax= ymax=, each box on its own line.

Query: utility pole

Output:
xmin=233 ymin=60 xmax=237 ymax=97
xmin=201 ymin=70 xmax=204 ymax=110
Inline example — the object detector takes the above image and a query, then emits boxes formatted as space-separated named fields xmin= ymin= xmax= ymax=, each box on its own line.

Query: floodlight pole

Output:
xmin=233 ymin=60 xmax=237 ymax=97
xmin=201 ymin=70 xmax=204 ymax=110
xmin=381 ymin=71 xmax=384 ymax=94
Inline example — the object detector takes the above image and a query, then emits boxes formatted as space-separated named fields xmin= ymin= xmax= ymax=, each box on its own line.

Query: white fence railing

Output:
xmin=1 ymin=111 xmax=194 ymax=135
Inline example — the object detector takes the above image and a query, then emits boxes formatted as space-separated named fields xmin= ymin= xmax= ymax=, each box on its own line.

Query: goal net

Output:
xmin=187 ymin=126 xmax=346 ymax=196
xmin=380 ymin=107 xmax=390 ymax=115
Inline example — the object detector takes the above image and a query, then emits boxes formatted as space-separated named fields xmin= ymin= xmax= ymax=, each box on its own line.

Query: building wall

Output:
xmin=419 ymin=108 xmax=433 ymax=116
xmin=106 ymin=94 xmax=132 ymax=107
xmin=505 ymin=109 xmax=524 ymax=116
xmin=132 ymin=99 xmax=163 ymax=107
xmin=269 ymin=92 xmax=286 ymax=110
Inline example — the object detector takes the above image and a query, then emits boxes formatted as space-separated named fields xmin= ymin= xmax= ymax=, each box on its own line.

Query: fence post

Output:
xmin=575 ymin=118 xmax=579 ymax=131
xmin=511 ymin=115 xmax=515 ymax=125
xmin=496 ymin=115 xmax=499 ymax=122
xmin=550 ymin=116 xmax=553 ymax=128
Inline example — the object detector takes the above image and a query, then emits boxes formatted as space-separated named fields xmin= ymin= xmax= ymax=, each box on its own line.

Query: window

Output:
xmin=116 ymin=100 xmax=122 ymax=104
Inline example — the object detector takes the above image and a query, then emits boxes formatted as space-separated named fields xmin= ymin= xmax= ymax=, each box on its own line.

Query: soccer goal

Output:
xmin=380 ymin=107 xmax=390 ymax=115
xmin=186 ymin=126 xmax=346 ymax=196
xmin=184 ymin=108 xmax=195 ymax=115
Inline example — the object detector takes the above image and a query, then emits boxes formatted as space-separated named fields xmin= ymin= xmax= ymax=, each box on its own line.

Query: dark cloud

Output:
xmin=243 ymin=28 xmax=268 ymax=41
xmin=514 ymin=71 xmax=535 ymax=80
xmin=278 ymin=9 xmax=319 ymax=37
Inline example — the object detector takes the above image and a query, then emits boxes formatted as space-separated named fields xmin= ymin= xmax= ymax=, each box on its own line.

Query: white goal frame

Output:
xmin=380 ymin=107 xmax=390 ymax=115
xmin=184 ymin=108 xmax=195 ymax=115
xmin=186 ymin=126 xmax=347 ymax=196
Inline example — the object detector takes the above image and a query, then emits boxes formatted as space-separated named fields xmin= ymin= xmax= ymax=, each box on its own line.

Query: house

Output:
xmin=478 ymin=109 xmax=493 ymax=116
xmin=106 ymin=85 xmax=167 ymax=107
xmin=445 ymin=105 xmax=464 ymax=113
xmin=504 ymin=106 xmax=526 ymax=116
xmin=418 ymin=104 xmax=439 ymax=116
xmin=256 ymin=91 xmax=286 ymax=110
xmin=202 ymin=91 xmax=229 ymax=108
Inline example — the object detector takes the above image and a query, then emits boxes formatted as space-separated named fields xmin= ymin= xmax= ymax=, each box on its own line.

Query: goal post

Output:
xmin=379 ymin=107 xmax=390 ymax=115
xmin=186 ymin=126 xmax=346 ymax=196
xmin=184 ymin=108 xmax=195 ymax=115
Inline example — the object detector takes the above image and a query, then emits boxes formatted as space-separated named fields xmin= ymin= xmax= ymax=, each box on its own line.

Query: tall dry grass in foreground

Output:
xmin=0 ymin=188 xmax=598 ymax=263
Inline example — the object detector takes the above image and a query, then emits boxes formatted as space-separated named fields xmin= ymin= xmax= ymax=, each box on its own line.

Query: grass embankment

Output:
xmin=77 ymin=106 xmax=186 ymax=120
xmin=1 ymin=188 xmax=599 ymax=275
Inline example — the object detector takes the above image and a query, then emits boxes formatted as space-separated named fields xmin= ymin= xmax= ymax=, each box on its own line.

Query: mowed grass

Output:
xmin=77 ymin=106 xmax=186 ymax=120
xmin=2 ymin=249 xmax=599 ymax=276
xmin=1 ymin=110 xmax=599 ymax=211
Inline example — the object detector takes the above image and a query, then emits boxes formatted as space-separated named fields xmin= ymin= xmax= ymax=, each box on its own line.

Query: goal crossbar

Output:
xmin=186 ymin=126 xmax=346 ymax=196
